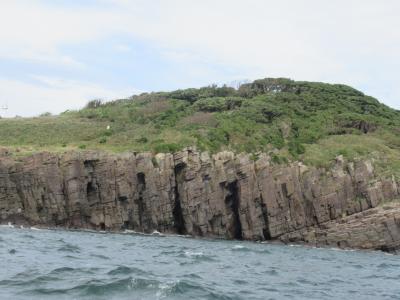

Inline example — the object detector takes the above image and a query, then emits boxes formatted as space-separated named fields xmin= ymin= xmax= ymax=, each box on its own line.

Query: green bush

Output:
xmin=1 ymin=77 xmax=399 ymax=168
xmin=154 ymin=143 xmax=181 ymax=153
xmin=193 ymin=97 xmax=244 ymax=112
xmin=85 ymin=99 xmax=103 ymax=109
xmin=288 ymin=140 xmax=306 ymax=158
xmin=136 ymin=136 xmax=148 ymax=143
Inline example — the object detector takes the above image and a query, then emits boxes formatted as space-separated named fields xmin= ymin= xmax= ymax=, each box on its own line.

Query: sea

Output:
xmin=0 ymin=225 xmax=399 ymax=300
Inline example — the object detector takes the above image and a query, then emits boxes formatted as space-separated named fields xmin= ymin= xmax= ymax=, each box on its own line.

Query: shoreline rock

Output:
xmin=1 ymin=148 xmax=399 ymax=252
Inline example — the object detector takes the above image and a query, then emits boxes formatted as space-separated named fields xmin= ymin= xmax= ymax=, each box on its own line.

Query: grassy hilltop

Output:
xmin=1 ymin=78 xmax=399 ymax=177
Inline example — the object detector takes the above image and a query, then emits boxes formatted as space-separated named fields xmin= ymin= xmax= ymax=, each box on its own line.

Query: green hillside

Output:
xmin=1 ymin=78 xmax=399 ymax=177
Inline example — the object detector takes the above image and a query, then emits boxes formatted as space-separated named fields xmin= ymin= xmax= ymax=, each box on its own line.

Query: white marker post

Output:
xmin=0 ymin=103 xmax=7 ymax=118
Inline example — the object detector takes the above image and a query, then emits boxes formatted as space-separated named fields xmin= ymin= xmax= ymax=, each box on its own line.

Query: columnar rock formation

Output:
xmin=1 ymin=148 xmax=399 ymax=252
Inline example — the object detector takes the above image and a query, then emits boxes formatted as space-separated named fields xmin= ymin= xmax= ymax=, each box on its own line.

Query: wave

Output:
xmin=263 ymin=269 xmax=279 ymax=276
xmin=2 ymin=275 xmax=59 ymax=288
xmin=160 ymin=248 xmax=217 ymax=263
xmin=30 ymin=227 xmax=42 ymax=231
xmin=2 ymin=226 xmax=400 ymax=300
xmin=90 ymin=253 xmax=110 ymax=260
xmin=49 ymin=267 xmax=76 ymax=274
xmin=232 ymin=244 xmax=247 ymax=250
xmin=3 ymin=267 xmax=103 ymax=289
xmin=21 ymin=234 xmax=35 ymax=239
xmin=184 ymin=250 xmax=204 ymax=257
xmin=231 ymin=244 xmax=272 ymax=254
xmin=161 ymin=280 xmax=212 ymax=296
xmin=151 ymin=230 xmax=163 ymax=236
xmin=107 ymin=266 xmax=150 ymax=276
xmin=180 ymin=250 xmax=217 ymax=262
xmin=21 ymin=277 xmax=217 ymax=299
xmin=57 ymin=244 xmax=81 ymax=253
xmin=0 ymin=222 xmax=14 ymax=228
xmin=122 ymin=229 xmax=165 ymax=237
xmin=377 ymin=262 xmax=400 ymax=269
xmin=63 ymin=255 xmax=81 ymax=260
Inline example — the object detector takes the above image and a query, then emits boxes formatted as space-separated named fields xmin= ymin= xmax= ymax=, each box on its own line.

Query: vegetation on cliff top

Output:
xmin=1 ymin=78 xmax=399 ymax=175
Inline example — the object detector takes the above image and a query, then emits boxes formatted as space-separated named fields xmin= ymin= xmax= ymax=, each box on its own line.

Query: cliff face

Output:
xmin=1 ymin=148 xmax=399 ymax=252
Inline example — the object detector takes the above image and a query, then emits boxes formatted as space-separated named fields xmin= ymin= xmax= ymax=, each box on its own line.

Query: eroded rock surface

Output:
xmin=0 ymin=148 xmax=399 ymax=252
xmin=279 ymin=203 xmax=400 ymax=252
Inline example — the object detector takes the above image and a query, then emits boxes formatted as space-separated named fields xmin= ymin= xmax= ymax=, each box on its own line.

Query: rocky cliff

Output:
xmin=1 ymin=148 xmax=399 ymax=252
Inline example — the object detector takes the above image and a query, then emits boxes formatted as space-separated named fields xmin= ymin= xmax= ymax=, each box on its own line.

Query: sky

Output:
xmin=0 ymin=0 xmax=399 ymax=117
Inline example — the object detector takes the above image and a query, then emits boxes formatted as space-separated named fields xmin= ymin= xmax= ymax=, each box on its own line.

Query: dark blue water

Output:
xmin=1 ymin=226 xmax=400 ymax=300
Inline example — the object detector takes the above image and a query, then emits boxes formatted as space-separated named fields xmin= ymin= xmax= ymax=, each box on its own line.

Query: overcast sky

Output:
xmin=0 ymin=0 xmax=399 ymax=117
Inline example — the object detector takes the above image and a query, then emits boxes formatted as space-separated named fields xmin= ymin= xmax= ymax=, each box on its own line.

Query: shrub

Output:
xmin=288 ymin=140 xmax=306 ymax=158
xmin=271 ymin=153 xmax=289 ymax=165
xmin=85 ymin=99 xmax=103 ymax=109
xmin=154 ymin=143 xmax=181 ymax=153
xmin=181 ymin=112 xmax=217 ymax=127
xmin=1 ymin=77 xmax=399 ymax=167
xmin=193 ymin=97 xmax=244 ymax=112
xmin=136 ymin=136 xmax=148 ymax=143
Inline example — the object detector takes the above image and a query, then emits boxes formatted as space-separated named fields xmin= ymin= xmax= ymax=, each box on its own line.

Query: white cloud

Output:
xmin=112 ymin=0 xmax=400 ymax=108
xmin=0 ymin=0 xmax=120 ymax=67
xmin=0 ymin=1 xmax=119 ymax=47
xmin=114 ymin=44 xmax=132 ymax=53
xmin=0 ymin=77 xmax=140 ymax=117
xmin=0 ymin=49 xmax=85 ymax=69
xmin=0 ymin=0 xmax=399 ymax=111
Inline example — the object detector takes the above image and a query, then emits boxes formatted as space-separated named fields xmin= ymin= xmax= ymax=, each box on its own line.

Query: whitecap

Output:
xmin=329 ymin=247 xmax=356 ymax=252
xmin=184 ymin=251 xmax=204 ymax=257
xmin=152 ymin=230 xmax=164 ymax=236
xmin=0 ymin=224 xmax=14 ymax=228
xmin=156 ymin=281 xmax=178 ymax=299
xmin=233 ymin=245 xmax=245 ymax=250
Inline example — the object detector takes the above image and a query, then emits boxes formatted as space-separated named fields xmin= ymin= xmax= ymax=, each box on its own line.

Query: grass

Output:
xmin=303 ymin=133 xmax=400 ymax=178
xmin=0 ymin=78 xmax=399 ymax=177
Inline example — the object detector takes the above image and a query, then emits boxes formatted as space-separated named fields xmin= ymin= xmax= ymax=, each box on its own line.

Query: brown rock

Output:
xmin=0 ymin=149 xmax=399 ymax=252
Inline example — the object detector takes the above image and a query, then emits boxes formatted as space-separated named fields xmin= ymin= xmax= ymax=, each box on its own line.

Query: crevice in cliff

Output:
xmin=260 ymin=194 xmax=272 ymax=240
xmin=100 ymin=222 xmax=106 ymax=231
xmin=281 ymin=182 xmax=295 ymax=224
xmin=135 ymin=172 xmax=146 ymax=230
xmin=84 ymin=159 xmax=102 ymax=206
xmin=118 ymin=196 xmax=128 ymax=202
xmin=281 ymin=183 xmax=289 ymax=198
xmin=137 ymin=172 xmax=146 ymax=189
xmin=173 ymin=163 xmax=186 ymax=235
xmin=224 ymin=180 xmax=243 ymax=240
xmin=121 ymin=220 xmax=130 ymax=230
xmin=84 ymin=159 xmax=98 ymax=171
xmin=86 ymin=182 xmax=98 ymax=204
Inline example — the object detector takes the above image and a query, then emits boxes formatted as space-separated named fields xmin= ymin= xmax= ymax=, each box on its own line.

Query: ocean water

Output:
xmin=0 ymin=226 xmax=399 ymax=300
